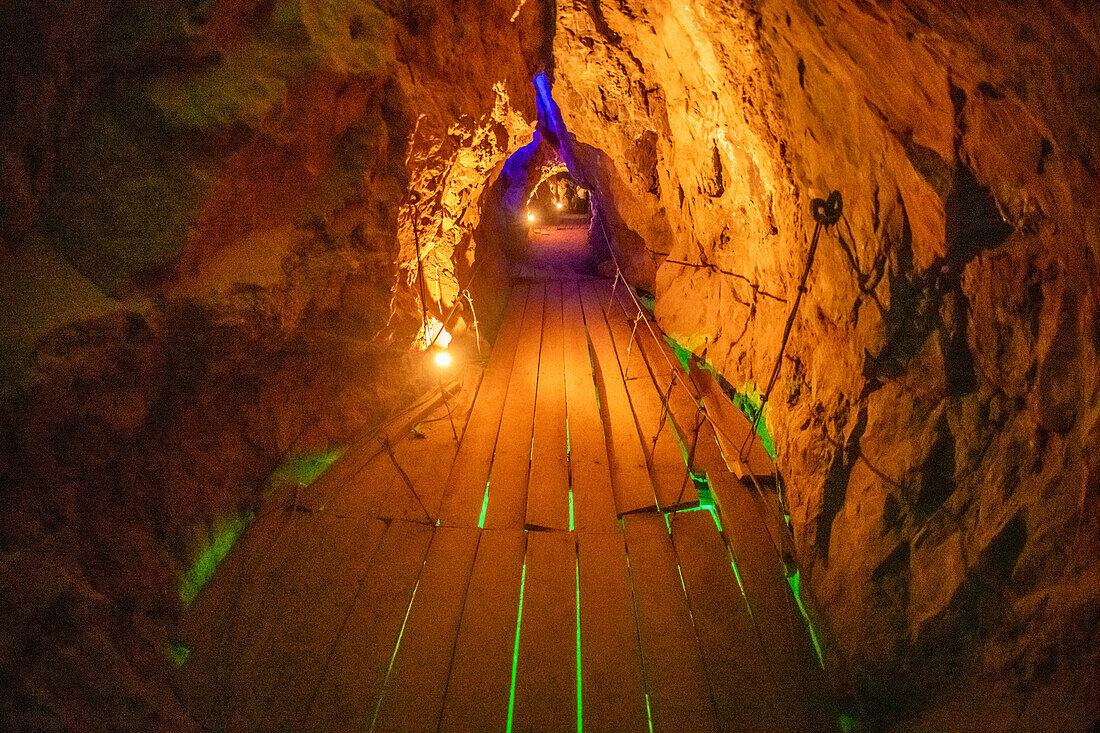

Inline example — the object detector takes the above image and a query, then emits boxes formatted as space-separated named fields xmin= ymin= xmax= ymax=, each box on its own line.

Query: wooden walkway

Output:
xmin=175 ymin=277 xmax=834 ymax=732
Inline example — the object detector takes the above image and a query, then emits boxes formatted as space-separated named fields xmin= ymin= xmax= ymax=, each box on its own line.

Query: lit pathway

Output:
xmin=175 ymin=273 xmax=834 ymax=731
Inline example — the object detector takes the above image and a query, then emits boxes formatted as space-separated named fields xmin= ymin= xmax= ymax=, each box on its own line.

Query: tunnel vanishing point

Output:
xmin=1 ymin=2 xmax=1099 ymax=731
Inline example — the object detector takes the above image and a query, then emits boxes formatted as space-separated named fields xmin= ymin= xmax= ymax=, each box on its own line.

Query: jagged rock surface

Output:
xmin=0 ymin=0 xmax=545 ymax=727
xmin=553 ymin=0 xmax=1099 ymax=728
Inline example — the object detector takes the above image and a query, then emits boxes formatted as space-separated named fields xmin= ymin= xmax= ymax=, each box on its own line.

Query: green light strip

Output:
xmin=787 ymin=570 xmax=826 ymax=668
xmin=729 ymin=553 xmax=747 ymax=598
xmin=576 ymin=559 xmax=583 ymax=733
xmin=478 ymin=483 xmax=490 ymax=528
xmin=569 ymin=491 xmax=575 ymax=532
xmin=506 ymin=561 xmax=527 ymax=732
xmin=179 ymin=511 xmax=253 ymax=607
xmin=644 ymin=693 xmax=655 ymax=733
xmin=370 ymin=577 xmax=421 ymax=730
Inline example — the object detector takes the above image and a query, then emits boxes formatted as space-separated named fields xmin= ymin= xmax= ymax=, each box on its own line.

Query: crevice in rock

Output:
xmin=818 ymin=404 xmax=868 ymax=560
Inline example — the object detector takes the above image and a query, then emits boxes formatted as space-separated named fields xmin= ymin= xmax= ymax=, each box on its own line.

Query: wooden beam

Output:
xmin=527 ymin=281 xmax=571 ymax=530
xmin=579 ymin=281 xmax=658 ymax=515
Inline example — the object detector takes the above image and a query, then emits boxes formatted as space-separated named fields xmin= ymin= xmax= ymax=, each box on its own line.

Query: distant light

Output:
xmin=527 ymin=212 xmax=535 ymax=222
xmin=434 ymin=350 xmax=452 ymax=368
xmin=555 ymin=202 xmax=563 ymax=209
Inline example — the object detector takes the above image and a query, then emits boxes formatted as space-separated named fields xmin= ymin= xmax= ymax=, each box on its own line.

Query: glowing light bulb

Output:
xmin=555 ymin=201 xmax=563 ymax=209
xmin=527 ymin=212 xmax=535 ymax=222
xmin=434 ymin=350 xmax=452 ymax=368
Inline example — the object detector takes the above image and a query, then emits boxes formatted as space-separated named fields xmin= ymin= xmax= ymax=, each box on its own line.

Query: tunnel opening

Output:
xmin=475 ymin=73 xmax=608 ymax=281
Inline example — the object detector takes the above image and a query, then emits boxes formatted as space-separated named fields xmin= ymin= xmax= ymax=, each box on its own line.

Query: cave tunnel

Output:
xmin=1 ymin=1 xmax=1099 ymax=731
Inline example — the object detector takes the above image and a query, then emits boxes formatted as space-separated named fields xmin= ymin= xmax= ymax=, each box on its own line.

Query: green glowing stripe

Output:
xmin=678 ymin=503 xmax=724 ymax=532
xmin=268 ymin=447 xmax=345 ymax=490
xmin=168 ymin=640 xmax=191 ymax=667
xmin=371 ymin=577 xmax=421 ymax=730
xmin=506 ymin=562 xmax=527 ymax=732
xmin=731 ymin=388 xmax=776 ymax=459
xmin=787 ymin=570 xmax=826 ymax=668
xmin=644 ymin=693 xmax=655 ymax=733
xmin=576 ymin=560 xmax=583 ymax=733
xmin=566 ymin=416 xmax=571 ymax=455
xmin=729 ymin=553 xmax=747 ymax=597
xmin=179 ymin=511 xmax=253 ymax=607
xmin=569 ymin=491 xmax=575 ymax=532
xmin=478 ymin=484 xmax=490 ymax=528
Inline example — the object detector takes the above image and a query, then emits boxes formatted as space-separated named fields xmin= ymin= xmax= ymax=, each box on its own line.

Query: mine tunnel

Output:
xmin=1 ymin=2 xmax=1098 ymax=731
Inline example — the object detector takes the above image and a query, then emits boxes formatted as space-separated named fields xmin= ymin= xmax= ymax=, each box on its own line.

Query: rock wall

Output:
xmin=0 ymin=0 xmax=546 ymax=727
xmin=552 ymin=0 xmax=1099 ymax=728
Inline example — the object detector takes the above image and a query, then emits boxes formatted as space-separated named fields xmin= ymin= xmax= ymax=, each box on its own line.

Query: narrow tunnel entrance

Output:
xmin=521 ymin=168 xmax=593 ymax=276
xmin=476 ymin=73 xmax=610 ymax=282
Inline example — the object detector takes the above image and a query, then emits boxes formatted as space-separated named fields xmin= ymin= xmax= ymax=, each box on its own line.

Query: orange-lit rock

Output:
xmin=553 ymin=0 xmax=1099 ymax=728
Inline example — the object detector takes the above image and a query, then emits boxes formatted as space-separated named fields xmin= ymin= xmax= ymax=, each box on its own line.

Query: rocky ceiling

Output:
xmin=1 ymin=0 xmax=1097 ymax=729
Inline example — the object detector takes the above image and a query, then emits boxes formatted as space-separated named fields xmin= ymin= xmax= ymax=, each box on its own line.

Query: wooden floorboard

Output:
xmin=608 ymin=281 xmax=704 ymax=502
xmin=233 ymin=515 xmax=388 ymax=730
xmin=578 ymin=281 xmax=657 ymax=515
xmin=177 ymin=274 xmax=832 ymax=733
xmin=688 ymin=364 xmax=775 ymax=482
xmin=377 ymin=365 xmax=484 ymax=523
xmin=513 ymin=530 xmax=578 ymax=731
xmin=223 ymin=512 xmax=334 ymax=729
xmin=707 ymin=471 xmax=834 ymax=731
xmin=179 ymin=507 xmax=310 ymax=728
xmin=439 ymin=529 xmax=527 ymax=732
xmin=562 ymin=281 xmax=619 ymax=534
xmin=308 ymin=519 xmax=433 ymax=730
xmin=373 ymin=526 xmax=481 ymax=732
xmin=527 ymin=281 xmax=570 ymax=530
xmin=483 ymin=281 xmax=545 ymax=529
xmin=578 ymin=531 xmax=649 ymax=732
xmin=437 ymin=283 xmax=528 ymax=527
xmin=623 ymin=513 xmax=717 ymax=733
xmin=596 ymin=279 xmax=694 ymax=512
xmin=671 ymin=510 xmax=780 ymax=732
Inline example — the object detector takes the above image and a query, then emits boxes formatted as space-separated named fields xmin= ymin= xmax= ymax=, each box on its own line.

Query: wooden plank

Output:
xmin=604 ymin=280 xmax=772 ymax=484
xmin=595 ymin=279 xmax=693 ymax=511
xmin=178 ymin=507 xmax=308 ymax=727
xmin=671 ymin=510 xmax=780 ymax=732
xmin=526 ymin=281 xmax=571 ymax=530
xmin=697 ymin=420 xmax=796 ymax=565
xmin=223 ymin=512 xmax=334 ymax=728
xmin=307 ymin=519 xmax=434 ymax=730
xmin=578 ymin=532 xmax=649 ymax=732
xmin=623 ymin=513 xmax=716 ymax=732
xmin=378 ymin=365 xmax=485 ymax=523
xmin=513 ymin=530 xmax=577 ymax=731
xmin=562 ymin=281 xmax=619 ymax=534
xmin=579 ymin=281 xmax=657 ymax=515
xmin=300 ymin=376 xmax=462 ymax=512
xmin=439 ymin=529 xmax=527 ymax=732
xmin=438 ymin=284 xmax=528 ymax=527
xmin=607 ymin=281 xmax=704 ymax=494
xmin=707 ymin=471 xmax=834 ymax=731
xmin=373 ymin=526 xmax=482 ymax=732
xmin=688 ymin=365 xmax=775 ymax=481
xmin=483 ymin=281 xmax=545 ymax=529
xmin=231 ymin=515 xmax=388 ymax=730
